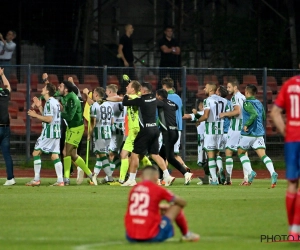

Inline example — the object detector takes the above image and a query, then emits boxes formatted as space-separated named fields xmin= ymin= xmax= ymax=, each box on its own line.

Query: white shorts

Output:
xmin=225 ymin=130 xmax=241 ymax=152
xmin=203 ymin=134 xmax=223 ymax=151
xmin=174 ymin=131 xmax=181 ymax=153
xmin=34 ymin=136 xmax=60 ymax=154
xmin=109 ymin=133 xmax=124 ymax=153
xmin=218 ymin=133 xmax=228 ymax=152
xmin=238 ymin=135 xmax=266 ymax=150
xmin=158 ymin=132 xmax=163 ymax=151
xmin=93 ymin=138 xmax=110 ymax=154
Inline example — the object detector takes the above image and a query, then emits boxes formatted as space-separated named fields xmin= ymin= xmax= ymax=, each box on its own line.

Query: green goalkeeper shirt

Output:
xmin=61 ymin=92 xmax=83 ymax=128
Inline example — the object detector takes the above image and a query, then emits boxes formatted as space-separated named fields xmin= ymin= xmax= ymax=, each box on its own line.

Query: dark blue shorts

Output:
xmin=285 ymin=142 xmax=300 ymax=180
xmin=126 ymin=216 xmax=174 ymax=242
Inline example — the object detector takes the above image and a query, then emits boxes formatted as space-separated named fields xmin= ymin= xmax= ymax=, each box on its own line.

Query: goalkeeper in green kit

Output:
xmin=58 ymin=80 xmax=94 ymax=185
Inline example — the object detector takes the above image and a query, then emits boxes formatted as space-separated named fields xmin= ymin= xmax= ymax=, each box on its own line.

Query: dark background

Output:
xmin=1 ymin=0 xmax=300 ymax=68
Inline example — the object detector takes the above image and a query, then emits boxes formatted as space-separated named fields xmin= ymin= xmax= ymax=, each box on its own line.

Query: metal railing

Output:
xmin=1 ymin=65 xmax=298 ymax=164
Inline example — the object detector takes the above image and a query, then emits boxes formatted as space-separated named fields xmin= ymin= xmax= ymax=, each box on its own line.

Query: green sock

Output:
xmin=140 ymin=156 xmax=152 ymax=168
xmin=64 ymin=156 xmax=72 ymax=178
xmin=120 ymin=158 xmax=129 ymax=182
xmin=75 ymin=156 xmax=92 ymax=177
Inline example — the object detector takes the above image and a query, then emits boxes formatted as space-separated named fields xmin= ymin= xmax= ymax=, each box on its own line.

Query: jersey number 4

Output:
xmin=129 ymin=192 xmax=150 ymax=217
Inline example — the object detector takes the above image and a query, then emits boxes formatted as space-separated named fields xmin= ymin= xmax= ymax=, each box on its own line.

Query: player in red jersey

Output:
xmin=271 ymin=75 xmax=300 ymax=241
xmin=124 ymin=165 xmax=199 ymax=242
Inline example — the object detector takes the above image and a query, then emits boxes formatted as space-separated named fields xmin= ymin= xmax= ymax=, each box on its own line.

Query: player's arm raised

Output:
xmin=122 ymin=95 xmax=141 ymax=106
xmin=27 ymin=110 xmax=52 ymax=123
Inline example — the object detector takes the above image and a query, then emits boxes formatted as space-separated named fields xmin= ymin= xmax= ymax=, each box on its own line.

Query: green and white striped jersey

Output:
xmin=107 ymin=100 xmax=124 ymax=134
xmin=90 ymin=101 xmax=114 ymax=140
xmin=230 ymin=91 xmax=246 ymax=131
xmin=203 ymin=94 xmax=229 ymax=135
xmin=41 ymin=97 xmax=61 ymax=139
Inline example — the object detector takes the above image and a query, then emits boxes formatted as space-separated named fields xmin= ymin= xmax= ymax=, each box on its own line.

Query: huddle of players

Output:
xmin=25 ymin=73 xmax=193 ymax=186
xmin=185 ymin=78 xmax=278 ymax=187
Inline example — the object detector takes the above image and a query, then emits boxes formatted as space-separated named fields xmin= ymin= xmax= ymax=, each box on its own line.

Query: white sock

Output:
xmin=243 ymin=168 xmax=249 ymax=182
xmin=54 ymin=159 xmax=63 ymax=183
xmin=34 ymin=156 xmax=41 ymax=181
xmin=208 ymin=158 xmax=217 ymax=182
xmin=262 ymin=155 xmax=275 ymax=176
xmin=225 ymin=157 xmax=233 ymax=177
xmin=93 ymin=167 xmax=101 ymax=176
xmin=103 ymin=166 xmax=112 ymax=177
xmin=163 ymin=169 xmax=170 ymax=178
xmin=216 ymin=156 xmax=223 ymax=171
xmin=239 ymin=154 xmax=253 ymax=179
xmin=129 ymin=173 xmax=136 ymax=181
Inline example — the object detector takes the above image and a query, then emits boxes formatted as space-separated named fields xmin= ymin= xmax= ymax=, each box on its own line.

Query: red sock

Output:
xmin=175 ymin=209 xmax=188 ymax=235
xmin=292 ymin=190 xmax=300 ymax=226
xmin=286 ymin=191 xmax=297 ymax=227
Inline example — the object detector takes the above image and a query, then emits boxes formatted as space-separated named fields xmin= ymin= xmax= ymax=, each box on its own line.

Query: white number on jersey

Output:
xmin=129 ymin=192 xmax=150 ymax=217
xmin=290 ymin=94 xmax=300 ymax=118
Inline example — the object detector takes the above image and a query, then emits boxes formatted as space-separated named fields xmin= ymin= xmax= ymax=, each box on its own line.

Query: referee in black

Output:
xmin=156 ymin=89 xmax=193 ymax=185
xmin=121 ymin=81 xmax=175 ymax=186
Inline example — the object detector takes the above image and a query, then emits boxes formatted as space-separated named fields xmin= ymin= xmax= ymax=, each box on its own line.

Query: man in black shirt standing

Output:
xmin=118 ymin=24 xmax=135 ymax=93
xmin=0 ymin=68 xmax=15 ymax=185
xmin=156 ymin=89 xmax=193 ymax=185
xmin=121 ymin=82 xmax=175 ymax=186
xmin=158 ymin=26 xmax=181 ymax=90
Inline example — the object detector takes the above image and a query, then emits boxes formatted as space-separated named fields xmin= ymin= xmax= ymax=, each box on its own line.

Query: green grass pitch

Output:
xmin=0 ymin=178 xmax=297 ymax=250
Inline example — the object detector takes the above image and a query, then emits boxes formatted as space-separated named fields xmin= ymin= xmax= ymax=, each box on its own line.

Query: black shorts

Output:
xmin=133 ymin=127 xmax=160 ymax=155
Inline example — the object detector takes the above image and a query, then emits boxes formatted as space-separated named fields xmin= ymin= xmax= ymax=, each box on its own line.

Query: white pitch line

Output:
xmin=73 ymin=241 xmax=125 ymax=250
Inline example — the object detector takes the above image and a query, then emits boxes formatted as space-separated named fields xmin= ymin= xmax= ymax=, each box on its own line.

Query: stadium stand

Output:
xmin=8 ymin=101 xmax=19 ymax=119
xmin=10 ymin=92 xmax=26 ymax=110
xmin=143 ymin=74 xmax=158 ymax=91
xmin=243 ymin=74 xmax=258 ymax=85
xmin=186 ymin=74 xmax=199 ymax=92
xmin=9 ymin=74 xmax=18 ymax=91
xmin=106 ymin=75 xmax=120 ymax=88
xmin=10 ymin=118 xmax=26 ymax=136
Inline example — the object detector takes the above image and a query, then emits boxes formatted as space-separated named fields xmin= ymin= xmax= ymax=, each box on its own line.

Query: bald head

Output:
xmin=141 ymin=165 xmax=159 ymax=182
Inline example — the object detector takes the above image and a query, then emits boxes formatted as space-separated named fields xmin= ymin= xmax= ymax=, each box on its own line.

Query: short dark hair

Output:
xmin=141 ymin=82 xmax=153 ymax=93
xmin=156 ymin=89 xmax=168 ymax=99
xmin=161 ymin=77 xmax=174 ymax=88
xmin=218 ymin=85 xmax=228 ymax=98
xmin=94 ymin=87 xmax=105 ymax=98
xmin=164 ymin=25 xmax=173 ymax=31
xmin=46 ymin=83 xmax=56 ymax=97
xmin=227 ymin=77 xmax=239 ymax=87
xmin=197 ymin=98 xmax=204 ymax=105
xmin=62 ymin=80 xmax=74 ymax=93
xmin=245 ymin=84 xmax=257 ymax=95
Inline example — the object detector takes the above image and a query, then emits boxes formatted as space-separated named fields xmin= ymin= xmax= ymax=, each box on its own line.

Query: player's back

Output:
xmin=167 ymin=93 xmax=183 ymax=130
xmin=241 ymin=98 xmax=265 ymax=136
xmin=125 ymin=180 xmax=174 ymax=240
xmin=107 ymin=100 xmax=124 ymax=127
xmin=99 ymin=101 xmax=114 ymax=127
xmin=204 ymin=94 xmax=227 ymax=134
xmin=275 ymin=75 xmax=300 ymax=142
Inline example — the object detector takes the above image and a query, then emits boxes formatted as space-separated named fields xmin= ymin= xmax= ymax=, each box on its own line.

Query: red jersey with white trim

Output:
xmin=125 ymin=180 xmax=174 ymax=240
xmin=274 ymin=75 xmax=300 ymax=142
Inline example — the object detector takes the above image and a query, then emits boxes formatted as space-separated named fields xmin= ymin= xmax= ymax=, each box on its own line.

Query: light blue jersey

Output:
xmin=224 ymin=100 xmax=231 ymax=133
xmin=241 ymin=97 xmax=265 ymax=137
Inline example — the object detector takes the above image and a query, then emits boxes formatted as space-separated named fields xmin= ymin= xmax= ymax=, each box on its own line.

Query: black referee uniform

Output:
xmin=122 ymin=93 xmax=160 ymax=155
xmin=157 ymin=99 xmax=187 ymax=176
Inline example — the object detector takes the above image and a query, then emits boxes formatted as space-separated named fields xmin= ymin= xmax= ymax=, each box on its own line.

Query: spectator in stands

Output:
xmin=0 ymin=68 xmax=15 ymax=186
xmin=158 ymin=26 xmax=181 ymax=90
xmin=0 ymin=31 xmax=17 ymax=79
xmin=118 ymin=24 xmax=135 ymax=94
